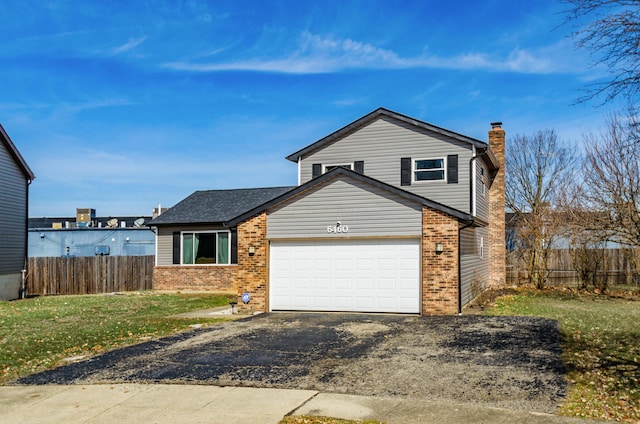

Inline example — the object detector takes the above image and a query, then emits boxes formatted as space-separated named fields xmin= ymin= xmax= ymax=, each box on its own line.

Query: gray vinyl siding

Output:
xmin=475 ymin=161 xmax=489 ymax=221
xmin=156 ymin=224 xmax=227 ymax=266
xmin=459 ymin=225 xmax=489 ymax=306
xmin=267 ymin=177 xmax=422 ymax=239
xmin=299 ymin=116 xmax=473 ymax=213
xmin=0 ymin=141 xmax=28 ymax=276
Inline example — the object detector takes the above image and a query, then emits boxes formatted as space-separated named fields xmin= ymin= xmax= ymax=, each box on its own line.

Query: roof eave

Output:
xmin=0 ymin=124 xmax=35 ymax=181
xmin=286 ymin=107 xmax=488 ymax=162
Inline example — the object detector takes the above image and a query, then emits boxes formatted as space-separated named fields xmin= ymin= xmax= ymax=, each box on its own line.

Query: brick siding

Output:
xmin=421 ymin=206 xmax=459 ymax=315
xmin=154 ymin=265 xmax=237 ymax=292
xmin=488 ymin=123 xmax=506 ymax=288
xmin=235 ymin=212 xmax=268 ymax=313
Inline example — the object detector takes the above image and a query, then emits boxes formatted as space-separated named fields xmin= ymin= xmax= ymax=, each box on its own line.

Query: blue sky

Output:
xmin=1 ymin=0 xmax=620 ymax=217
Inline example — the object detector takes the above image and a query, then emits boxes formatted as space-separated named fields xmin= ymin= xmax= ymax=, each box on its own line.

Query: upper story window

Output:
xmin=312 ymin=161 xmax=364 ymax=179
xmin=181 ymin=231 xmax=230 ymax=265
xmin=413 ymin=158 xmax=445 ymax=182
xmin=480 ymin=167 xmax=486 ymax=196
xmin=323 ymin=163 xmax=352 ymax=173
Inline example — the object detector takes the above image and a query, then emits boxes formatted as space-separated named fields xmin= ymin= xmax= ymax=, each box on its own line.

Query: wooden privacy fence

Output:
xmin=27 ymin=256 xmax=154 ymax=296
xmin=507 ymin=249 xmax=640 ymax=288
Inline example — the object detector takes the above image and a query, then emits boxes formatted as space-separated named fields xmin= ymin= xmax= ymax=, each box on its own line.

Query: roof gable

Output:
xmin=286 ymin=107 xmax=498 ymax=171
xmin=1 ymin=124 xmax=35 ymax=181
xmin=149 ymin=186 xmax=295 ymax=226
xmin=228 ymin=167 xmax=479 ymax=227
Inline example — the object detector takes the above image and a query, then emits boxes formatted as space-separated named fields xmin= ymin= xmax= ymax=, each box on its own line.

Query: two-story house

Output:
xmin=150 ymin=108 xmax=505 ymax=315
xmin=0 ymin=125 xmax=35 ymax=300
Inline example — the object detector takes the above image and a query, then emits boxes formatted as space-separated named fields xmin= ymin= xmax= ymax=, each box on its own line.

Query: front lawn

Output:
xmin=0 ymin=292 xmax=235 ymax=385
xmin=486 ymin=289 xmax=639 ymax=422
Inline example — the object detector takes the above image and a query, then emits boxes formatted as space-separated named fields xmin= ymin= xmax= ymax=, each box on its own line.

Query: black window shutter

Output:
xmin=401 ymin=157 xmax=412 ymax=186
xmin=230 ymin=228 xmax=238 ymax=264
xmin=312 ymin=163 xmax=322 ymax=179
xmin=354 ymin=161 xmax=364 ymax=174
xmin=172 ymin=232 xmax=181 ymax=264
xmin=447 ymin=154 xmax=458 ymax=184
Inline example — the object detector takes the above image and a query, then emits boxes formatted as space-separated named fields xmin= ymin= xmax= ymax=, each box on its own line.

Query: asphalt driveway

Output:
xmin=15 ymin=313 xmax=567 ymax=413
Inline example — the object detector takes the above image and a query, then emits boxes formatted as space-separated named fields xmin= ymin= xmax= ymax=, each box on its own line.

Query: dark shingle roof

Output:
xmin=148 ymin=186 xmax=295 ymax=226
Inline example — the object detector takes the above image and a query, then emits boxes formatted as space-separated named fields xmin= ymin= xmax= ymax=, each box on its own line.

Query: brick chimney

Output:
xmin=488 ymin=122 xmax=506 ymax=288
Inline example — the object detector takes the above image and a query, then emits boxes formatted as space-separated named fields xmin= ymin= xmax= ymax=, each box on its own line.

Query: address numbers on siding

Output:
xmin=327 ymin=222 xmax=349 ymax=233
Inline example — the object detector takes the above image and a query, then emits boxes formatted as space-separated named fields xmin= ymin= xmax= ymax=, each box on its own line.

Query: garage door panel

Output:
xmin=315 ymin=278 xmax=331 ymax=289
xmin=335 ymin=296 xmax=352 ymax=308
xmin=378 ymin=278 xmax=396 ymax=289
xmin=314 ymin=296 xmax=332 ymax=307
xmin=270 ymin=239 xmax=420 ymax=313
xmin=294 ymin=278 xmax=310 ymax=289
xmin=316 ymin=259 xmax=331 ymax=270
xmin=356 ymin=297 xmax=374 ymax=309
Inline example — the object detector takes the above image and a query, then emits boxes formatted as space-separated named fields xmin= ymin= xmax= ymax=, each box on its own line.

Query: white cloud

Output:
xmin=109 ymin=36 xmax=147 ymax=55
xmin=161 ymin=32 xmax=587 ymax=76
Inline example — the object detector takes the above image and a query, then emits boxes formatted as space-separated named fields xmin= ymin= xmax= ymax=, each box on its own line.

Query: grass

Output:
xmin=0 ymin=292 xmax=235 ymax=385
xmin=280 ymin=417 xmax=383 ymax=424
xmin=485 ymin=289 xmax=640 ymax=422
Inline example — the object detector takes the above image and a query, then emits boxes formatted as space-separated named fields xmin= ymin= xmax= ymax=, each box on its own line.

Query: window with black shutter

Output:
xmin=401 ymin=157 xmax=412 ymax=186
xmin=447 ymin=154 xmax=458 ymax=184
xmin=172 ymin=232 xmax=181 ymax=264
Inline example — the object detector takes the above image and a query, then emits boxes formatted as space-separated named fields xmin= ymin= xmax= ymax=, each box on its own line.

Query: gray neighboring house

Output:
xmin=0 ymin=125 xmax=35 ymax=300
xmin=150 ymin=108 xmax=506 ymax=315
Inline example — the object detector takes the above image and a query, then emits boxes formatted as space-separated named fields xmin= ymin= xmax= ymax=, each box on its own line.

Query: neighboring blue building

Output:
xmin=28 ymin=215 xmax=155 ymax=257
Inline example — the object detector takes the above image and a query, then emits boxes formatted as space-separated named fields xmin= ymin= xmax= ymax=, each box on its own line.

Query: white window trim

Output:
xmin=322 ymin=163 xmax=354 ymax=173
xmin=480 ymin=167 xmax=486 ymax=197
xmin=412 ymin=157 xmax=446 ymax=183
xmin=180 ymin=230 xmax=231 ymax=266
xmin=480 ymin=236 xmax=484 ymax=258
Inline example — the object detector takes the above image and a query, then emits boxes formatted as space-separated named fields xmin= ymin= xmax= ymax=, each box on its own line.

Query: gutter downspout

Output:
xmin=462 ymin=148 xmax=488 ymax=313
xmin=22 ymin=178 xmax=33 ymax=299
xmin=469 ymin=148 xmax=489 ymax=217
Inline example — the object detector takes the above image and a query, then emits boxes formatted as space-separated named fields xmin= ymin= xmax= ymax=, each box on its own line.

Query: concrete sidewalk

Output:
xmin=0 ymin=384 xmax=597 ymax=424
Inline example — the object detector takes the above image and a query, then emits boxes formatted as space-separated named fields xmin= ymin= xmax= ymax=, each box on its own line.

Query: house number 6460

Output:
xmin=327 ymin=223 xmax=349 ymax=233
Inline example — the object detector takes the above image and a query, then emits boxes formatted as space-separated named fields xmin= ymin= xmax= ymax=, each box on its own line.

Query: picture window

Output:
xmin=181 ymin=231 xmax=230 ymax=265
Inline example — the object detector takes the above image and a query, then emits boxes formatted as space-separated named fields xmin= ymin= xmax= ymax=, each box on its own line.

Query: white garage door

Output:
xmin=269 ymin=239 xmax=420 ymax=313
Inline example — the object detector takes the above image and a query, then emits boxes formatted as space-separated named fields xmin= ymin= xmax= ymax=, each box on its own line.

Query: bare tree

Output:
xmin=506 ymin=129 xmax=577 ymax=289
xmin=563 ymin=0 xmax=640 ymax=104
xmin=582 ymin=112 xmax=640 ymax=247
